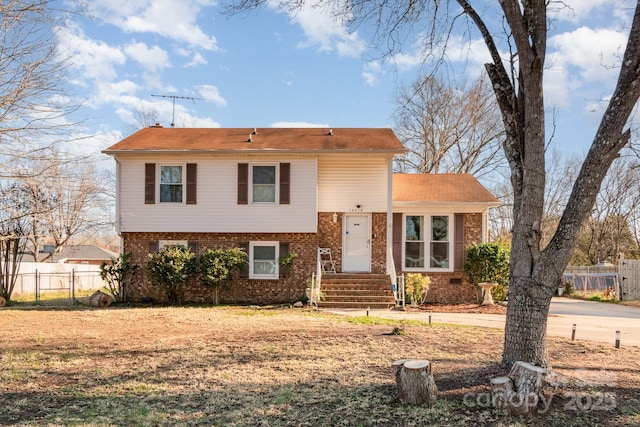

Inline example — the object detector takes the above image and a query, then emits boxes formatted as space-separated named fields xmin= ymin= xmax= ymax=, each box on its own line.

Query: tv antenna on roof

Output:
xmin=151 ymin=94 xmax=203 ymax=127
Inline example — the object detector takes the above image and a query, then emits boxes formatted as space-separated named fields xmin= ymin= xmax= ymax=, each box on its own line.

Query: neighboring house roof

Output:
xmin=50 ymin=245 xmax=119 ymax=263
xmin=103 ymin=127 xmax=406 ymax=154
xmin=393 ymin=174 xmax=500 ymax=205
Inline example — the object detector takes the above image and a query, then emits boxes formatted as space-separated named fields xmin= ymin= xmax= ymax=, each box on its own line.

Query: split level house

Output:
xmin=103 ymin=126 xmax=499 ymax=306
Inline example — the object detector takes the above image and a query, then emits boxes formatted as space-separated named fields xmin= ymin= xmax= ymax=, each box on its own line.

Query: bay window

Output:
xmin=404 ymin=214 xmax=452 ymax=271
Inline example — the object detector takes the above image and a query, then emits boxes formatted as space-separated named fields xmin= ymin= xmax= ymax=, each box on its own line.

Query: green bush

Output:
xmin=464 ymin=243 xmax=510 ymax=302
xmin=100 ymin=253 xmax=139 ymax=302
xmin=405 ymin=273 xmax=431 ymax=306
xmin=199 ymin=248 xmax=247 ymax=305
xmin=146 ymin=246 xmax=196 ymax=304
xmin=279 ymin=252 xmax=297 ymax=278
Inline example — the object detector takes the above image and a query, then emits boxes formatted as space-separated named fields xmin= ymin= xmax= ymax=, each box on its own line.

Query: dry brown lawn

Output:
xmin=0 ymin=305 xmax=638 ymax=426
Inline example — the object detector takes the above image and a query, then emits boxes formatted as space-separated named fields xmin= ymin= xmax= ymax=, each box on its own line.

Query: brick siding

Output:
xmin=123 ymin=231 xmax=318 ymax=304
xmin=121 ymin=211 xmax=480 ymax=305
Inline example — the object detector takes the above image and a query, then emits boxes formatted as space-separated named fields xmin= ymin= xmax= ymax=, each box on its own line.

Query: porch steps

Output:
xmin=318 ymin=273 xmax=397 ymax=309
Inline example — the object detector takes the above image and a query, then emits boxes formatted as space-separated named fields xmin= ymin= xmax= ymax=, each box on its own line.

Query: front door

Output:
xmin=343 ymin=214 xmax=370 ymax=272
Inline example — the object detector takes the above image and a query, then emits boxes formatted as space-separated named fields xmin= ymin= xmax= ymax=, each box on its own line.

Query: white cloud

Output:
xmin=57 ymin=24 xmax=126 ymax=82
xmin=362 ymin=61 xmax=381 ymax=86
xmin=550 ymin=0 xmax=616 ymax=23
xmin=185 ymin=52 xmax=208 ymax=68
xmin=92 ymin=0 xmax=218 ymax=50
xmin=269 ymin=0 xmax=365 ymax=58
xmin=197 ymin=85 xmax=227 ymax=107
xmin=270 ymin=121 xmax=330 ymax=128
xmin=124 ymin=42 xmax=171 ymax=72
xmin=549 ymin=26 xmax=627 ymax=85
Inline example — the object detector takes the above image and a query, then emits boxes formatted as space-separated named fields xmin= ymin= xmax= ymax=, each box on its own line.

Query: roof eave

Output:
xmin=393 ymin=201 xmax=501 ymax=207
xmin=103 ymin=148 xmax=406 ymax=155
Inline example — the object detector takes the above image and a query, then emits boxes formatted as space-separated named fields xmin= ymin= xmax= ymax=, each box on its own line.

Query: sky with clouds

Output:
xmin=55 ymin=0 xmax=636 ymax=163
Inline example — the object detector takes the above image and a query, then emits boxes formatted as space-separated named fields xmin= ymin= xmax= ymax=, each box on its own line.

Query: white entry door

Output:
xmin=343 ymin=214 xmax=370 ymax=272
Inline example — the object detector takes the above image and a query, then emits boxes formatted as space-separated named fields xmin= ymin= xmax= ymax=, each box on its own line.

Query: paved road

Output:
xmin=325 ymin=298 xmax=640 ymax=347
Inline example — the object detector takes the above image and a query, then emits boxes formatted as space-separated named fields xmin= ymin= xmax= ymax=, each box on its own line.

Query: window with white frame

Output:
xmin=404 ymin=214 xmax=452 ymax=271
xmin=159 ymin=240 xmax=188 ymax=249
xmin=159 ymin=165 xmax=183 ymax=203
xmin=430 ymin=216 xmax=450 ymax=268
xmin=249 ymin=241 xmax=279 ymax=279
xmin=251 ymin=165 xmax=277 ymax=203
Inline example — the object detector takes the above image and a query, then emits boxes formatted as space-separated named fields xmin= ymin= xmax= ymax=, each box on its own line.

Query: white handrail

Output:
xmin=387 ymin=246 xmax=405 ymax=309
xmin=310 ymin=250 xmax=323 ymax=307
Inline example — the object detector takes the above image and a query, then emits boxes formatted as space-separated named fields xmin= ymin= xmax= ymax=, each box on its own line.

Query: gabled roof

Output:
xmin=50 ymin=245 xmax=119 ymax=262
xmin=103 ymin=127 xmax=405 ymax=154
xmin=393 ymin=174 xmax=500 ymax=205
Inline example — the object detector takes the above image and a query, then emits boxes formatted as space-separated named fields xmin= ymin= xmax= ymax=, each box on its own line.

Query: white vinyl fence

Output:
xmin=10 ymin=262 xmax=107 ymax=299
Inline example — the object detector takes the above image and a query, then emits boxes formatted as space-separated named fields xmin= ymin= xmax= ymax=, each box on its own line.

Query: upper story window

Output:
xmin=237 ymin=163 xmax=290 ymax=205
xmin=145 ymin=163 xmax=196 ymax=205
xmin=404 ymin=214 xmax=452 ymax=271
xmin=252 ymin=165 xmax=277 ymax=203
xmin=159 ymin=165 xmax=183 ymax=203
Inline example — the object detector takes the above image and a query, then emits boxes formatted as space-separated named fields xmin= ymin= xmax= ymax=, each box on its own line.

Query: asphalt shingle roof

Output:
xmin=104 ymin=127 xmax=405 ymax=153
xmin=393 ymin=174 xmax=500 ymax=205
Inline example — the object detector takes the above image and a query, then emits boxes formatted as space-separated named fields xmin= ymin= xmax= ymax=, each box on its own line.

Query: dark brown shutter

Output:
xmin=279 ymin=163 xmax=290 ymax=204
xmin=186 ymin=163 xmax=197 ymax=204
xmin=279 ymin=242 xmax=290 ymax=278
xmin=392 ymin=213 xmax=403 ymax=271
xmin=279 ymin=242 xmax=290 ymax=257
xmin=148 ymin=241 xmax=159 ymax=253
xmin=454 ymin=213 xmax=465 ymax=271
xmin=145 ymin=163 xmax=156 ymax=204
xmin=188 ymin=241 xmax=198 ymax=255
xmin=238 ymin=163 xmax=248 ymax=204
xmin=238 ymin=242 xmax=249 ymax=278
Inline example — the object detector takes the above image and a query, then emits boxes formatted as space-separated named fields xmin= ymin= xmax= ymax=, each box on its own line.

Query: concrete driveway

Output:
xmin=325 ymin=298 xmax=640 ymax=348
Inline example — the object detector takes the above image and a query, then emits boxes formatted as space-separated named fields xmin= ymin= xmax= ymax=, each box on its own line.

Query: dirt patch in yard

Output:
xmin=414 ymin=303 xmax=507 ymax=315
xmin=0 ymin=306 xmax=637 ymax=426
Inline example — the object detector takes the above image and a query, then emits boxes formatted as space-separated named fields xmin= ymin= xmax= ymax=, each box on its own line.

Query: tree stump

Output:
xmin=89 ymin=290 xmax=112 ymax=307
xmin=490 ymin=376 xmax=513 ymax=414
xmin=0 ymin=296 xmax=5 ymax=307
xmin=490 ymin=361 xmax=547 ymax=415
xmin=393 ymin=359 xmax=438 ymax=405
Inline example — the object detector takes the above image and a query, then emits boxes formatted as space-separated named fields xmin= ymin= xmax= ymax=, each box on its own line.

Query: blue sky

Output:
xmin=56 ymin=0 xmax=635 ymax=165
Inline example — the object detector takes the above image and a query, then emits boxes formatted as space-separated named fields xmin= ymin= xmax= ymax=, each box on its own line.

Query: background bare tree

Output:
xmin=18 ymin=150 xmax=113 ymax=262
xmin=227 ymin=0 xmax=640 ymax=368
xmin=0 ymin=184 xmax=31 ymax=301
xmin=393 ymin=74 xmax=505 ymax=179
xmin=0 ymin=1 xmax=82 ymax=155
xmin=571 ymin=157 xmax=640 ymax=265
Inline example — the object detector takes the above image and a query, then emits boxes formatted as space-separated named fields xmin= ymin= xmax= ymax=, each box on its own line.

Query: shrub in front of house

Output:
xmin=405 ymin=273 xmax=431 ymax=306
xmin=199 ymin=248 xmax=247 ymax=305
xmin=464 ymin=242 xmax=510 ymax=302
xmin=100 ymin=253 xmax=139 ymax=303
xmin=146 ymin=246 xmax=196 ymax=304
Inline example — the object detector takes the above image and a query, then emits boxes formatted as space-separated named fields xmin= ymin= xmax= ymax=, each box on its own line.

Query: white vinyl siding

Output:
xmin=318 ymin=156 xmax=390 ymax=212
xmin=116 ymin=156 xmax=317 ymax=233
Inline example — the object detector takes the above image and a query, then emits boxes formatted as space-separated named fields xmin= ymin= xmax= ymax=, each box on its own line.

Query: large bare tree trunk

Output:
xmin=461 ymin=0 xmax=640 ymax=368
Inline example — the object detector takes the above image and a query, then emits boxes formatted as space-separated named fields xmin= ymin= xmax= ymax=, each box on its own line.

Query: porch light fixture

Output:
xmin=332 ymin=212 xmax=338 ymax=223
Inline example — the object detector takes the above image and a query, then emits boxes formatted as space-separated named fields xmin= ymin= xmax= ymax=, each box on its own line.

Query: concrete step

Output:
xmin=319 ymin=301 xmax=396 ymax=309
xmin=317 ymin=273 xmax=397 ymax=309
